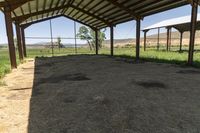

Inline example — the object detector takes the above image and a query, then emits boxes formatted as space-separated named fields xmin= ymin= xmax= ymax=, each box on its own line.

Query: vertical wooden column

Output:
xmin=21 ymin=27 xmax=27 ymax=57
xmin=166 ymin=27 xmax=170 ymax=51
xmin=95 ymin=29 xmax=99 ymax=55
xmin=157 ymin=28 xmax=160 ymax=51
xmin=4 ymin=6 xmax=17 ymax=69
xmin=188 ymin=0 xmax=198 ymax=65
xmin=179 ymin=31 xmax=183 ymax=52
xmin=143 ymin=30 xmax=148 ymax=51
xmin=110 ymin=26 xmax=114 ymax=56
xmin=136 ymin=19 xmax=141 ymax=61
xmin=16 ymin=24 xmax=24 ymax=61
xmin=169 ymin=28 xmax=172 ymax=51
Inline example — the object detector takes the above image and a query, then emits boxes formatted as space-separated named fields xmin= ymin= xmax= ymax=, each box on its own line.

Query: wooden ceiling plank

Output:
xmin=75 ymin=0 xmax=95 ymax=20
xmin=47 ymin=0 xmax=55 ymax=17
xmin=70 ymin=4 xmax=111 ymax=26
xmin=41 ymin=0 xmax=47 ymax=18
xmin=51 ymin=0 xmax=60 ymax=16
xmin=56 ymin=0 xmax=67 ymax=14
xmin=67 ymin=0 xmax=83 ymax=16
xmin=61 ymin=0 xmax=75 ymax=14
xmin=106 ymin=0 xmax=140 ymax=19
xmin=14 ymin=3 xmax=70 ymax=23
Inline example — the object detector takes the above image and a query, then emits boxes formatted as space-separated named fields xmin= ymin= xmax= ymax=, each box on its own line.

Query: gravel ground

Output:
xmin=1 ymin=55 xmax=200 ymax=133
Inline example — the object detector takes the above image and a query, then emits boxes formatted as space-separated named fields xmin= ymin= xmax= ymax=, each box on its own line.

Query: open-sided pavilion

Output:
xmin=0 ymin=0 xmax=199 ymax=68
xmin=143 ymin=14 xmax=200 ymax=52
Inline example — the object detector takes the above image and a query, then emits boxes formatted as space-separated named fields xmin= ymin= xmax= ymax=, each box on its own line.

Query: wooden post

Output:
xmin=169 ymin=28 xmax=172 ymax=51
xmin=16 ymin=24 xmax=24 ymax=61
xmin=166 ymin=27 xmax=170 ymax=51
xmin=188 ymin=0 xmax=198 ymax=65
xmin=143 ymin=30 xmax=148 ymax=51
xmin=110 ymin=26 xmax=114 ymax=56
xmin=136 ymin=19 xmax=141 ymax=61
xmin=4 ymin=6 xmax=17 ymax=69
xmin=21 ymin=27 xmax=27 ymax=57
xmin=95 ymin=29 xmax=99 ymax=55
xmin=179 ymin=31 xmax=183 ymax=52
xmin=157 ymin=28 xmax=160 ymax=51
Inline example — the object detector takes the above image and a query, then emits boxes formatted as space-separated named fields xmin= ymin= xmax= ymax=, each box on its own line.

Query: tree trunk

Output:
xmin=87 ymin=40 xmax=92 ymax=51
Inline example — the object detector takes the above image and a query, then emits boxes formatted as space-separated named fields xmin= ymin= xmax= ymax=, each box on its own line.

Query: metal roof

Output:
xmin=143 ymin=14 xmax=200 ymax=32
xmin=0 ymin=0 xmax=192 ymax=29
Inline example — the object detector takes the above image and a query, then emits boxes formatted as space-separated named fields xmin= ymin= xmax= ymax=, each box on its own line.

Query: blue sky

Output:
xmin=0 ymin=5 xmax=199 ymax=44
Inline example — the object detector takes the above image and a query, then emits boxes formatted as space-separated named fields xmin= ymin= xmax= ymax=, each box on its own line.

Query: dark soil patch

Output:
xmin=135 ymin=80 xmax=167 ymax=89
xmin=63 ymin=96 xmax=77 ymax=103
xmin=36 ymin=73 xmax=90 ymax=85
xmin=116 ymin=58 xmax=145 ymax=64
xmin=177 ymin=70 xmax=200 ymax=74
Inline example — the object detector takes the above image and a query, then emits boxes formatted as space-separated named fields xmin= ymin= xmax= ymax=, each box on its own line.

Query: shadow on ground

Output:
xmin=102 ymin=54 xmax=200 ymax=68
xmin=28 ymin=55 xmax=200 ymax=133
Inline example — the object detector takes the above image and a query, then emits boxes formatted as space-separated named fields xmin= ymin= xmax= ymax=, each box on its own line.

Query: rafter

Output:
xmin=67 ymin=0 xmax=83 ymax=16
xmin=47 ymin=0 xmax=54 ymax=17
xmin=20 ymin=14 xmax=95 ymax=30
xmin=14 ymin=2 xmax=112 ymax=26
xmin=105 ymin=0 xmax=141 ymax=19
xmin=0 ymin=0 xmax=33 ymax=11
xmin=70 ymin=4 xmax=112 ymax=26
xmin=55 ymin=0 xmax=67 ymax=14
xmin=13 ymin=3 xmax=70 ymax=23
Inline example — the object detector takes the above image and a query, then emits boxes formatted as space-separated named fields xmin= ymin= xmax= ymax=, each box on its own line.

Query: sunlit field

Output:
xmin=1 ymin=45 xmax=200 ymax=79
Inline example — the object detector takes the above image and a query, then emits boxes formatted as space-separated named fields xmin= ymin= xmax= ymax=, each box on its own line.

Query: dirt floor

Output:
xmin=1 ymin=55 xmax=200 ymax=133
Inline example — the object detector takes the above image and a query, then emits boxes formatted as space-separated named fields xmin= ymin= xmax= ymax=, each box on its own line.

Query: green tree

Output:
xmin=57 ymin=37 xmax=62 ymax=51
xmin=76 ymin=26 xmax=106 ymax=50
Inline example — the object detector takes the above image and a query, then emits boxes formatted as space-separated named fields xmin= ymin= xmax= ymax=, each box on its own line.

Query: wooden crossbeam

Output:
xmin=70 ymin=4 xmax=112 ymax=26
xmin=13 ymin=3 xmax=70 ymax=23
xmin=14 ymin=2 xmax=112 ymax=27
xmin=20 ymin=14 xmax=95 ymax=30
xmin=0 ymin=0 xmax=33 ymax=11
xmin=21 ymin=15 xmax=63 ymax=28
xmin=105 ymin=0 xmax=141 ymax=19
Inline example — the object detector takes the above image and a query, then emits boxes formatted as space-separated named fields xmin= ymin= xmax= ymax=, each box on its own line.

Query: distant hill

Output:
xmin=1 ymin=31 xmax=200 ymax=48
xmin=103 ymin=30 xmax=200 ymax=47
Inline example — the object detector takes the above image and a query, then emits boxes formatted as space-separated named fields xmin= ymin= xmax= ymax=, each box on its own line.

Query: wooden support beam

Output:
xmin=136 ymin=19 xmax=141 ymax=61
xmin=105 ymin=0 xmax=140 ymax=19
xmin=16 ymin=24 xmax=24 ymax=61
xmin=188 ymin=0 xmax=198 ymax=65
xmin=4 ymin=7 xmax=17 ymax=69
xmin=21 ymin=27 xmax=27 ymax=57
xmin=166 ymin=27 xmax=170 ymax=51
xmin=21 ymin=15 xmax=63 ymax=28
xmin=179 ymin=31 xmax=183 ymax=52
xmin=0 ymin=0 xmax=33 ymax=11
xmin=70 ymin=4 xmax=112 ymax=27
xmin=13 ymin=4 xmax=70 ymax=23
xmin=95 ymin=29 xmax=99 ymax=55
xmin=169 ymin=28 xmax=172 ymax=51
xmin=143 ymin=30 xmax=148 ymax=51
xmin=157 ymin=28 xmax=160 ymax=51
xmin=110 ymin=26 xmax=114 ymax=56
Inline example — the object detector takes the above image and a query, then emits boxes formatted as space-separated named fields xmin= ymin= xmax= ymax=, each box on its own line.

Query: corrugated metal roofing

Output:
xmin=143 ymin=14 xmax=200 ymax=32
xmin=0 ymin=0 xmax=192 ymax=29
